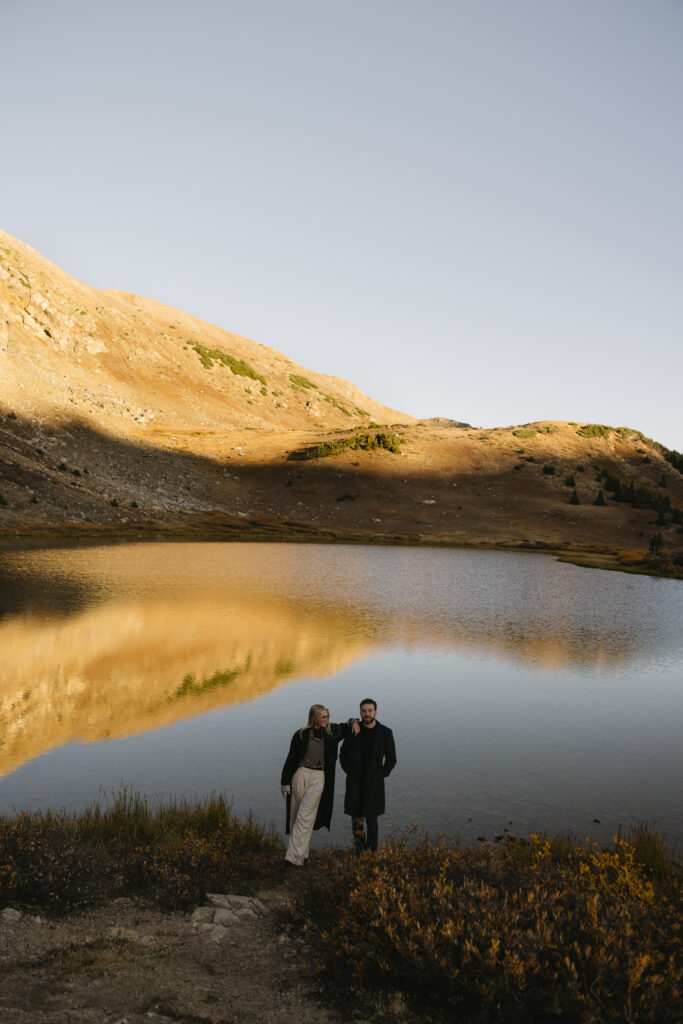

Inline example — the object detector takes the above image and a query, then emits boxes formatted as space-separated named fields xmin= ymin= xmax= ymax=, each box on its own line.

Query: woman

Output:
xmin=281 ymin=704 xmax=359 ymax=867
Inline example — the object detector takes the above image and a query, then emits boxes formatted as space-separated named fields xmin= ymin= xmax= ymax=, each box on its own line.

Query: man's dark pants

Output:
xmin=352 ymin=816 xmax=378 ymax=852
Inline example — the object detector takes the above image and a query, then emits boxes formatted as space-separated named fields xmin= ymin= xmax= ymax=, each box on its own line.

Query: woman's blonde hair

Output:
xmin=303 ymin=704 xmax=331 ymax=733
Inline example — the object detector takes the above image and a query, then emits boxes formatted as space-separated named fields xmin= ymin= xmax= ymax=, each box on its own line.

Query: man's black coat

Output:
xmin=280 ymin=723 xmax=353 ymax=833
xmin=340 ymin=720 xmax=397 ymax=818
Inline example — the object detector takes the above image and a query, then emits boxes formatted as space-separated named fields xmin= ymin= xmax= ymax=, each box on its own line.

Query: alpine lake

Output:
xmin=1 ymin=540 xmax=681 ymax=851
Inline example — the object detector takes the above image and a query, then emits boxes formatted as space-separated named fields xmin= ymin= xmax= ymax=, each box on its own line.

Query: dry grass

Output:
xmin=0 ymin=788 xmax=283 ymax=913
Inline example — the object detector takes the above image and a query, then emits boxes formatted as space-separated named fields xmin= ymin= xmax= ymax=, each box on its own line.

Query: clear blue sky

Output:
xmin=2 ymin=1 xmax=681 ymax=450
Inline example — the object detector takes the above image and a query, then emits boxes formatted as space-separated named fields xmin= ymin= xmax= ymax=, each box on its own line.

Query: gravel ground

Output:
xmin=0 ymin=889 xmax=345 ymax=1024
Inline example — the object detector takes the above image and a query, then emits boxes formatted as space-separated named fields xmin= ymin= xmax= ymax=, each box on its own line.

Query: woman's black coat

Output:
xmin=340 ymin=721 xmax=397 ymax=818
xmin=281 ymin=722 xmax=353 ymax=833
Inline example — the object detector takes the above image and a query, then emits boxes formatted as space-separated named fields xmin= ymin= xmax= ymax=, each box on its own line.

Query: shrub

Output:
xmin=291 ymin=830 xmax=681 ymax=1024
xmin=513 ymin=428 xmax=537 ymax=439
xmin=7 ymin=411 xmax=17 ymax=420
xmin=538 ymin=424 xmax=558 ymax=434
xmin=288 ymin=374 xmax=317 ymax=390
xmin=322 ymin=393 xmax=351 ymax=416
xmin=569 ymin=489 xmax=580 ymax=505
xmin=192 ymin=344 xmax=266 ymax=385
xmin=649 ymin=532 xmax=663 ymax=555
xmin=664 ymin=448 xmax=683 ymax=474
xmin=542 ymin=464 xmax=555 ymax=475
xmin=577 ymin=424 xmax=612 ymax=439
xmin=301 ymin=432 xmax=403 ymax=460
xmin=564 ymin=475 xmax=576 ymax=487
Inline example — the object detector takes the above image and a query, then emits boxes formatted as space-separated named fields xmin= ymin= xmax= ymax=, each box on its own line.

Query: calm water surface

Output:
xmin=0 ymin=541 xmax=681 ymax=848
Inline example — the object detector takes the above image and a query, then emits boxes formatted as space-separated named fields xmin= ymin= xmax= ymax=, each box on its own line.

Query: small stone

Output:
xmin=191 ymin=906 xmax=214 ymax=925
xmin=207 ymin=893 xmax=265 ymax=914
xmin=234 ymin=907 xmax=256 ymax=920
xmin=198 ymin=923 xmax=215 ymax=933
xmin=213 ymin=908 xmax=239 ymax=926
xmin=1 ymin=908 xmax=23 ymax=924
xmin=109 ymin=926 xmax=139 ymax=941
xmin=207 ymin=892 xmax=254 ymax=908
xmin=210 ymin=924 xmax=228 ymax=943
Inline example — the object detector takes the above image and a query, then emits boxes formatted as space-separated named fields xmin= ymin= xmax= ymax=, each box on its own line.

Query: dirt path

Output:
xmin=0 ymin=888 xmax=343 ymax=1024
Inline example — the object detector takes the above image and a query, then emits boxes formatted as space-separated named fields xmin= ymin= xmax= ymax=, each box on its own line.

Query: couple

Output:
xmin=280 ymin=698 xmax=397 ymax=867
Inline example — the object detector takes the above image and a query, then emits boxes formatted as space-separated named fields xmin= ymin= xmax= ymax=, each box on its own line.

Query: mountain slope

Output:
xmin=0 ymin=230 xmax=408 ymax=434
xmin=1 ymin=231 xmax=682 ymax=577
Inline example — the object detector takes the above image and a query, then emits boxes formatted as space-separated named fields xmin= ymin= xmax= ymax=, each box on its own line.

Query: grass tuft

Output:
xmin=0 ymin=788 xmax=283 ymax=914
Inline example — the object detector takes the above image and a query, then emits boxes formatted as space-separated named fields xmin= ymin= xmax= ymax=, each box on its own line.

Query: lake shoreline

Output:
xmin=1 ymin=522 xmax=682 ymax=580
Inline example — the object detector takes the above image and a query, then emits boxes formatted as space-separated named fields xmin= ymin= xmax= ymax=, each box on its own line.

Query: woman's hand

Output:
xmin=351 ymin=719 xmax=360 ymax=735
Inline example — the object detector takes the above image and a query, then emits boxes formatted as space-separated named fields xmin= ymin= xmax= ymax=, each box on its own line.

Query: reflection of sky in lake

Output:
xmin=0 ymin=543 xmax=681 ymax=847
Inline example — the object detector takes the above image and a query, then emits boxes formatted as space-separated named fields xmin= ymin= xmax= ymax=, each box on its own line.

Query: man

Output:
xmin=340 ymin=697 xmax=396 ymax=852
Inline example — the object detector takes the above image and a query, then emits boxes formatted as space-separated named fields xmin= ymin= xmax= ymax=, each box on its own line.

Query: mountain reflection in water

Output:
xmin=0 ymin=543 xmax=681 ymax=838
xmin=1 ymin=542 xmax=679 ymax=774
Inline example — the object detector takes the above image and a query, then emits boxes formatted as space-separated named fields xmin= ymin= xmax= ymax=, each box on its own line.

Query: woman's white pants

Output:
xmin=285 ymin=767 xmax=325 ymax=866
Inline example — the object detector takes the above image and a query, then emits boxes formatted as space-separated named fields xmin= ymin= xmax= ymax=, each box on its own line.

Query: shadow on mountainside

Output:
xmin=0 ymin=412 xmax=682 ymax=567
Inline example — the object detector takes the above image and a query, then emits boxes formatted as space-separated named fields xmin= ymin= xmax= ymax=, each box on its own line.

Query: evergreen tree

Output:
xmin=594 ymin=489 xmax=606 ymax=506
xmin=649 ymin=532 xmax=663 ymax=555
xmin=569 ymin=489 xmax=580 ymax=505
xmin=564 ymin=474 xmax=576 ymax=487
xmin=623 ymin=481 xmax=636 ymax=504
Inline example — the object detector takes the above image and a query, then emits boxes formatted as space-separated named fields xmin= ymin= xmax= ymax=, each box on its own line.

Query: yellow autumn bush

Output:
xmin=293 ymin=831 xmax=681 ymax=1023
